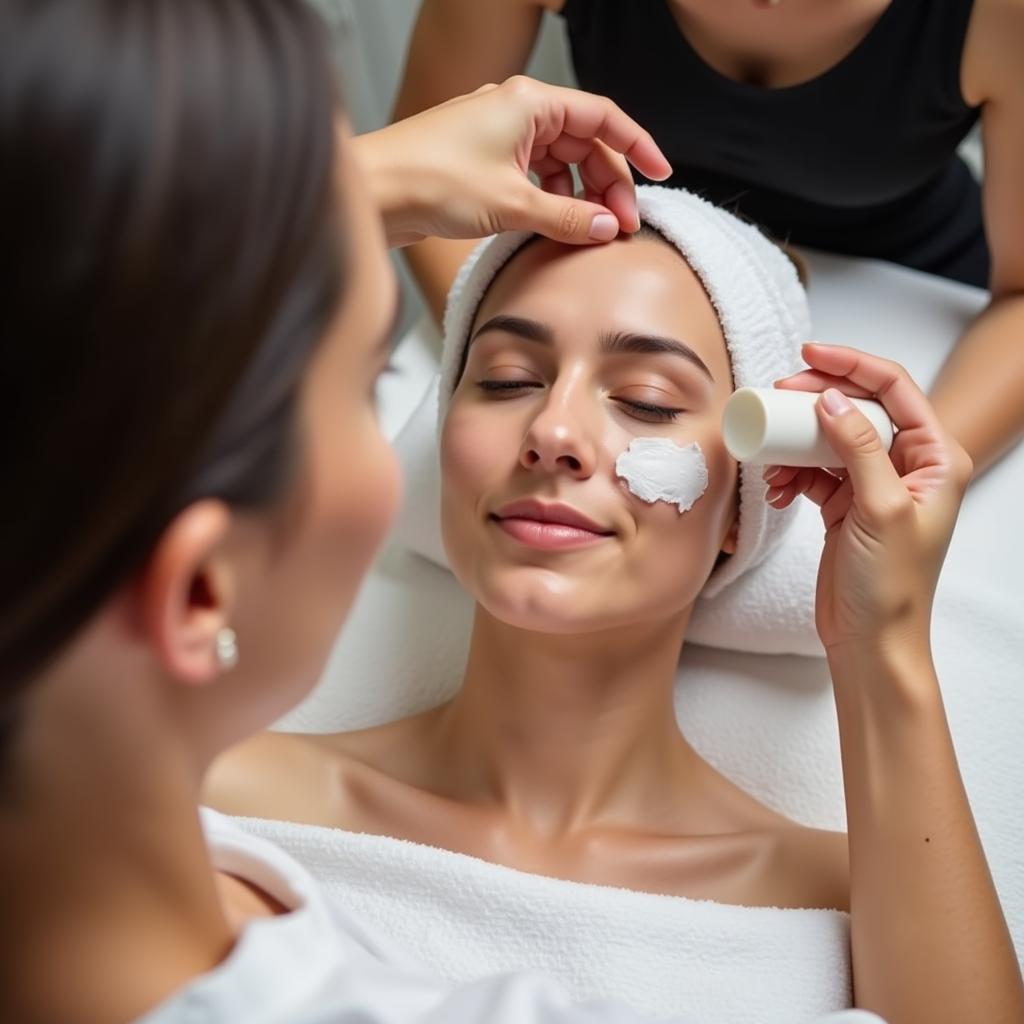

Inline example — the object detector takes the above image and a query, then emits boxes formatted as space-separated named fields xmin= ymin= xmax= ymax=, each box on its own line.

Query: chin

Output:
xmin=468 ymin=565 xmax=625 ymax=636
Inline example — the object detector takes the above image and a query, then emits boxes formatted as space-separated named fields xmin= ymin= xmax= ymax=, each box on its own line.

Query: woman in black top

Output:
xmin=395 ymin=0 xmax=1024 ymax=477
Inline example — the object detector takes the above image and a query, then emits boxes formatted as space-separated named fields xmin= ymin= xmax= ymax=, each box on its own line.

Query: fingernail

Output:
xmin=765 ymin=486 xmax=784 ymax=504
xmin=821 ymin=388 xmax=853 ymax=416
xmin=763 ymin=465 xmax=781 ymax=481
xmin=588 ymin=213 xmax=618 ymax=241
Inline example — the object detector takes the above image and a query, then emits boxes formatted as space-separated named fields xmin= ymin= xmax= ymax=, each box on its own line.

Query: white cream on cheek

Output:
xmin=615 ymin=437 xmax=709 ymax=514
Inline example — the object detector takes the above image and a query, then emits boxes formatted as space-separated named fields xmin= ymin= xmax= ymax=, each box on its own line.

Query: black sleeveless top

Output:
xmin=559 ymin=0 xmax=987 ymax=286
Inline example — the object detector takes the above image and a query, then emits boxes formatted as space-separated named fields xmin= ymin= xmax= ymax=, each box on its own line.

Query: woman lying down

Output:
xmin=208 ymin=187 xmax=1022 ymax=1023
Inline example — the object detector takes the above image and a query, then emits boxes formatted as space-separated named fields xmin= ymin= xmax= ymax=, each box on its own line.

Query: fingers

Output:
xmin=600 ymin=179 xmax=642 ymax=235
xmin=516 ymin=134 xmax=641 ymax=244
xmin=577 ymin=140 xmax=640 ymax=231
xmin=761 ymin=462 xmax=853 ymax=531
xmin=509 ymin=77 xmax=672 ymax=181
xmin=814 ymin=387 xmax=906 ymax=512
xmin=532 ymin=158 xmax=575 ymax=199
xmin=763 ymin=465 xmax=844 ymax=511
xmin=533 ymin=136 xmax=640 ymax=235
xmin=505 ymin=188 xmax=622 ymax=243
xmin=819 ymin=476 xmax=854 ymax=531
xmin=800 ymin=343 xmax=937 ymax=435
xmin=762 ymin=388 xmax=908 ymax=520
xmin=774 ymin=369 xmax=874 ymax=401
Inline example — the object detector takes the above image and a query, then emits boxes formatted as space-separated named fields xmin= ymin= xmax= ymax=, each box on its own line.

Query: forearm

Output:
xmin=356 ymin=105 xmax=490 ymax=315
xmin=830 ymin=642 xmax=1023 ymax=1023
xmin=390 ymin=0 xmax=544 ymax=325
xmin=930 ymin=292 xmax=1024 ymax=476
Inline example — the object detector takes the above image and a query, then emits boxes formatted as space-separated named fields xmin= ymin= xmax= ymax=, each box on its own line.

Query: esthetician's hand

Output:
xmin=354 ymin=76 xmax=672 ymax=248
xmin=762 ymin=344 xmax=973 ymax=658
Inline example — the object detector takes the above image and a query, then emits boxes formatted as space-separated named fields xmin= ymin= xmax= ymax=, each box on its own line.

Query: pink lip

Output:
xmin=491 ymin=499 xmax=614 ymax=550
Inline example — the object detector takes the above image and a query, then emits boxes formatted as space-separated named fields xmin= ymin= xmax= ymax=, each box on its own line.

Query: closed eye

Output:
xmin=613 ymin=397 xmax=683 ymax=423
xmin=477 ymin=379 xmax=543 ymax=394
xmin=478 ymin=381 xmax=683 ymax=422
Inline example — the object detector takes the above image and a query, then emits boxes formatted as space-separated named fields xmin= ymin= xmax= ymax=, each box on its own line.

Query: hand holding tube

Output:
xmin=763 ymin=343 xmax=972 ymax=656
xmin=723 ymin=386 xmax=894 ymax=467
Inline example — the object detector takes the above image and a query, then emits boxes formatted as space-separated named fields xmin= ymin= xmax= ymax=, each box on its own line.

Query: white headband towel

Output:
xmin=437 ymin=185 xmax=809 ymax=597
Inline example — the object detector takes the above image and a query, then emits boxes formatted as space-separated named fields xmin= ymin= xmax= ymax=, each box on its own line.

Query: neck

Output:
xmin=437 ymin=606 xmax=700 ymax=837
xmin=0 ymin=649 xmax=232 ymax=1024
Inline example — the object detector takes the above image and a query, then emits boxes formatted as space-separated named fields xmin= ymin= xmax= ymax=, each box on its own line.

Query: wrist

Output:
xmin=352 ymin=127 xmax=428 ymax=247
xmin=826 ymin=632 xmax=941 ymax=713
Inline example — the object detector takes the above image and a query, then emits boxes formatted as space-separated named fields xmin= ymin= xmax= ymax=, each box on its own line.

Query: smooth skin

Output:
xmin=393 ymin=0 xmax=1024 ymax=477
xmin=0 ymin=81 xmax=671 ymax=1024
xmin=209 ymin=235 xmax=1024 ymax=1023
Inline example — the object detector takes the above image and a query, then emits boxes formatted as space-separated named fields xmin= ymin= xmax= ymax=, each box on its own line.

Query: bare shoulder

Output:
xmin=203 ymin=731 xmax=341 ymax=823
xmin=657 ymin=759 xmax=849 ymax=910
xmin=203 ymin=709 xmax=443 ymax=828
xmin=963 ymin=0 xmax=1024 ymax=104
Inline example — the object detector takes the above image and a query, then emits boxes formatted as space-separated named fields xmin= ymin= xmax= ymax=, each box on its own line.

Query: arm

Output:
xmin=770 ymin=347 xmax=1024 ymax=1023
xmin=930 ymin=0 xmax=1024 ymax=475
xmin=392 ymin=0 xmax=553 ymax=322
xmin=830 ymin=644 xmax=1020 ymax=1023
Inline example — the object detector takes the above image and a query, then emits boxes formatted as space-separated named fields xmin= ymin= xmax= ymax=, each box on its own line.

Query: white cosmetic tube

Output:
xmin=722 ymin=387 xmax=895 ymax=467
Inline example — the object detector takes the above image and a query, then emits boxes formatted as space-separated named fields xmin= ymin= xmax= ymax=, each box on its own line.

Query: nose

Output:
xmin=519 ymin=379 xmax=599 ymax=480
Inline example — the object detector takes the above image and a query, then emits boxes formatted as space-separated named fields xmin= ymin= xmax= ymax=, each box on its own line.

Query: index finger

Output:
xmin=527 ymin=81 xmax=672 ymax=182
xmin=800 ymin=343 xmax=938 ymax=435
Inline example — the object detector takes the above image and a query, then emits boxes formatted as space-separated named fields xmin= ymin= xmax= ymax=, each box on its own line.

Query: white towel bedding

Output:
xmin=233 ymin=815 xmax=853 ymax=1023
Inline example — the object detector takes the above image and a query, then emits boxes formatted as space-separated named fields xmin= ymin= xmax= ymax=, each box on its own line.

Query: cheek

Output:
xmin=298 ymin=411 xmax=402 ymax=666
xmin=441 ymin=398 xmax=533 ymax=593
xmin=317 ymin=408 xmax=402 ymax=572
xmin=622 ymin=434 xmax=738 ymax=594
xmin=439 ymin=400 xmax=516 ymax=524
xmin=228 ymin=412 xmax=403 ymax=719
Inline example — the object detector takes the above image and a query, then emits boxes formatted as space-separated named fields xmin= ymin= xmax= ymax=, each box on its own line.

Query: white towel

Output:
xmin=233 ymin=815 xmax=854 ymax=1024
xmin=391 ymin=376 xmax=825 ymax=657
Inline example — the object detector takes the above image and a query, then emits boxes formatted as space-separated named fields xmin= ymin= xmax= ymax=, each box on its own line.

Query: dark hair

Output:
xmin=0 ymin=1 xmax=345 ymax=712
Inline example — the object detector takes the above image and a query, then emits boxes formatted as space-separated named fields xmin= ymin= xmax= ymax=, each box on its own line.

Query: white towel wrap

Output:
xmin=232 ymin=816 xmax=856 ymax=1024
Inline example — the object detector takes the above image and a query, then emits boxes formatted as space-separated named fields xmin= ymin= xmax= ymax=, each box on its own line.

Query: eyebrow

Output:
xmin=600 ymin=330 xmax=713 ymax=382
xmin=470 ymin=314 xmax=553 ymax=347
xmin=469 ymin=315 xmax=713 ymax=382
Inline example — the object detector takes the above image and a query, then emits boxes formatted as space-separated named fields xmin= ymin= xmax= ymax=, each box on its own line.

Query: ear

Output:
xmin=720 ymin=513 xmax=739 ymax=556
xmin=135 ymin=500 xmax=237 ymax=687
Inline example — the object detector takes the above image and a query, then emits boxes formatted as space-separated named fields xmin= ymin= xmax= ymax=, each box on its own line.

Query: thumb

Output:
xmin=816 ymin=388 xmax=902 ymax=504
xmin=503 ymin=186 xmax=622 ymax=243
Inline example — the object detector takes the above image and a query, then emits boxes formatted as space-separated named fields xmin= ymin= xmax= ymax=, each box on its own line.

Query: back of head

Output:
xmin=0 ymin=0 xmax=343 ymax=714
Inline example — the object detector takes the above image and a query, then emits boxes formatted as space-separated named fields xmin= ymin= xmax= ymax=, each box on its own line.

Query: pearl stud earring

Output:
xmin=215 ymin=627 xmax=239 ymax=671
